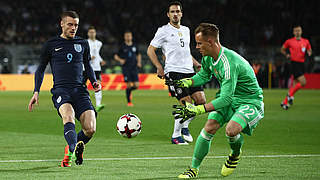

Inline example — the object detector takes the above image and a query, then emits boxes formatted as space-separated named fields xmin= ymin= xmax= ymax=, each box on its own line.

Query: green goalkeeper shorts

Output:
xmin=208 ymin=101 xmax=264 ymax=135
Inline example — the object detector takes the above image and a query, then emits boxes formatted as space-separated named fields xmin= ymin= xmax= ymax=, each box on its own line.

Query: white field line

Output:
xmin=0 ymin=154 xmax=319 ymax=163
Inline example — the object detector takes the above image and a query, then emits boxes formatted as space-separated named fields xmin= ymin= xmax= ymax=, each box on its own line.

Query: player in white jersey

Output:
xmin=147 ymin=1 xmax=206 ymax=145
xmin=87 ymin=26 xmax=106 ymax=112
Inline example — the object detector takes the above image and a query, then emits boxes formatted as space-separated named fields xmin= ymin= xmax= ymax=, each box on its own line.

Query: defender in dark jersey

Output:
xmin=28 ymin=11 xmax=101 ymax=167
xmin=114 ymin=30 xmax=141 ymax=106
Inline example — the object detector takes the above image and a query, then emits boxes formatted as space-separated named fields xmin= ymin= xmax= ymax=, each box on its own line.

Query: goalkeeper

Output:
xmin=174 ymin=23 xmax=264 ymax=178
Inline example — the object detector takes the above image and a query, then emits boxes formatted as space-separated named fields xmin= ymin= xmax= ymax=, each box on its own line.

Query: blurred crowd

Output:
xmin=0 ymin=0 xmax=319 ymax=47
xmin=0 ymin=0 xmax=319 ymax=88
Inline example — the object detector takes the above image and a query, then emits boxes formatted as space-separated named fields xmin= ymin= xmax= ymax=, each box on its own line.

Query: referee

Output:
xmin=280 ymin=25 xmax=312 ymax=110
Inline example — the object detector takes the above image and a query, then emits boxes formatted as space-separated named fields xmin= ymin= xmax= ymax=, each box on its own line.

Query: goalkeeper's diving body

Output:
xmin=174 ymin=23 xmax=264 ymax=178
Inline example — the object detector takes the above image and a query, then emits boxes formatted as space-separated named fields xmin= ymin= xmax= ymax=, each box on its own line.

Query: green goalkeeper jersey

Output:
xmin=192 ymin=47 xmax=263 ymax=110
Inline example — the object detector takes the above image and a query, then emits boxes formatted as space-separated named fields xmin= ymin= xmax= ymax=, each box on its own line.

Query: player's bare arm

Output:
xmin=280 ymin=45 xmax=290 ymax=59
xmin=114 ymin=54 xmax=125 ymax=65
xmin=307 ymin=48 xmax=312 ymax=56
xmin=147 ymin=45 xmax=164 ymax=78
xmin=28 ymin=91 xmax=39 ymax=112
xmin=100 ymin=60 xmax=106 ymax=66
xmin=29 ymin=37 xmax=50 ymax=112
xmin=192 ymin=56 xmax=201 ymax=71
xmin=137 ymin=53 xmax=142 ymax=68
xmin=84 ymin=52 xmax=101 ymax=92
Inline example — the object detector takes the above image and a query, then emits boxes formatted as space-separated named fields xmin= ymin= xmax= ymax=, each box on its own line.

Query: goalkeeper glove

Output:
xmin=172 ymin=101 xmax=206 ymax=123
xmin=178 ymin=78 xmax=193 ymax=88
xmin=165 ymin=78 xmax=193 ymax=88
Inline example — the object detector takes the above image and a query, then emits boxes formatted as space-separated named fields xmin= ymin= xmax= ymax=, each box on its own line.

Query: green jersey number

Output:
xmin=238 ymin=105 xmax=255 ymax=119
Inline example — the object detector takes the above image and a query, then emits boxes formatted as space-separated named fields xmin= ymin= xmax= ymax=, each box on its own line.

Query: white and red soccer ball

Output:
xmin=117 ymin=113 xmax=142 ymax=138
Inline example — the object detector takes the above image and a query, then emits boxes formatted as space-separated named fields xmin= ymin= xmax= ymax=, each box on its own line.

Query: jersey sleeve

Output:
xmin=97 ymin=41 xmax=103 ymax=62
xmin=136 ymin=44 xmax=140 ymax=55
xmin=191 ymin=56 xmax=212 ymax=87
xmin=306 ymin=39 xmax=312 ymax=50
xmin=150 ymin=27 xmax=166 ymax=48
xmin=117 ymin=44 xmax=124 ymax=58
xmin=283 ymin=39 xmax=290 ymax=49
xmin=34 ymin=42 xmax=50 ymax=93
xmin=210 ymin=61 xmax=238 ymax=110
xmin=83 ymin=41 xmax=97 ymax=84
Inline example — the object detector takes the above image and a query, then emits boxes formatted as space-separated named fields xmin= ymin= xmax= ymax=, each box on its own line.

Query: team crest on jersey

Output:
xmin=132 ymin=47 xmax=136 ymax=52
xmin=214 ymin=68 xmax=218 ymax=75
xmin=214 ymin=68 xmax=221 ymax=80
xmin=74 ymin=44 xmax=82 ymax=52
xmin=178 ymin=32 xmax=182 ymax=37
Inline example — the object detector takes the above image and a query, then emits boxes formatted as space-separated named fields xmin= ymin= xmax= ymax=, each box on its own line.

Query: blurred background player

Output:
xmin=147 ymin=1 xmax=205 ymax=145
xmin=174 ymin=23 xmax=264 ymax=178
xmin=114 ymin=30 xmax=142 ymax=107
xmin=28 ymin=11 xmax=101 ymax=167
xmin=280 ymin=25 xmax=312 ymax=110
xmin=87 ymin=26 xmax=106 ymax=112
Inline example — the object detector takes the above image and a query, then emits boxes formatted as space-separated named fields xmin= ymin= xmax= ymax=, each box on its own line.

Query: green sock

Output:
xmin=191 ymin=129 xmax=214 ymax=169
xmin=227 ymin=133 xmax=244 ymax=156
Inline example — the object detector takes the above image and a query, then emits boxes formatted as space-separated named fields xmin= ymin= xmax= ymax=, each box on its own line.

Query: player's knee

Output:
xmin=226 ymin=121 xmax=243 ymax=137
xmin=225 ymin=129 xmax=237 ymax=137
xmin=62 ymin=115 xmax=75 ymax=123
xmin=84 ymin=127 xmax=96 ymax=137
xmin=204 ymin=119 xmax=220 ymax=134
xmin=225 ymin=126 xmax=241 ymax=137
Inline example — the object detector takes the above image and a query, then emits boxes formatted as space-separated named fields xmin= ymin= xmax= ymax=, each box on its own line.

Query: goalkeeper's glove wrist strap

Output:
xmin=203 ymin=104 xmax=207 ymax=113
xmin=195 ymin=104 xmax=206 ymax=115
xmin=186 ymin=78 xmax=193 ymax=87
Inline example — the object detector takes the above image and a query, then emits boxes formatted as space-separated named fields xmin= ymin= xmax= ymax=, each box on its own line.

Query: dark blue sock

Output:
xmin=126 ymin=88 xmax=131 ymax=103
xmin=77 ymin=130 xmax=92 ymax=144
xmin=64 ymin=122 xmax=77 ymax=153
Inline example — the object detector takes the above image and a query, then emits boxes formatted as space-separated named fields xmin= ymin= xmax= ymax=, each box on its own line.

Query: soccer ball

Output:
xmin=117 ymin=113 xmax=142 ymax=138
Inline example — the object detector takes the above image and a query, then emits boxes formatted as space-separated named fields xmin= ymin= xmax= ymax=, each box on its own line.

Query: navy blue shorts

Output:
xmin=122 ymin=68 xmax=139 ymax=82
xmin=51 ymin=86 xmax=96 ymax=120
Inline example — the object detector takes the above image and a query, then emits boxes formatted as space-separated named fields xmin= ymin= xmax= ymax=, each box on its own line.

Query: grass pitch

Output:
xmin=0 ymin=89 xmax=319 ymax=179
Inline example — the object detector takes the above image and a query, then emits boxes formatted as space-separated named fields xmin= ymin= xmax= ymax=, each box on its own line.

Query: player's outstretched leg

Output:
xmin=280 ymin=95 xmax=289 ymax=110
xmin=126 ymin=85 xmax=137 ymax=107
xmin=221 ymin=134 xmax=243 ymax=176
xmin=77 ymin=130 xmax=92 ymax=144
xmin=178 ymin=167 xmax=199 ymax=179
xmin=288 ymin=81 xmax=303 ymax=105
xmin=178 ymin=128 xmax=214 ymax=178
xmin=172 ymin=116 xmax=188 ymax=145
xmin=61 ymin=122 xmax=77 ymax=167
xmin=181 ymin=117 xmax=194 ymax=143
xmin=76 ymin=109 xmax=96 ymax=165
xmin=287 ymin=94 xmax=294 ymax=106
xmin=60 ymin=145 xmax=73 ymax=167
xmin=95 ymin=90 xmax=105 ymax=112
xmin=73 ymin=141 xmax=85 ymax=165
xmin=126 ymin=87 xmax=133 ymax=106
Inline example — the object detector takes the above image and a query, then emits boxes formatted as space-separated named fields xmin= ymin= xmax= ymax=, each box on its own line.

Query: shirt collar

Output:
xmin=212 ymin=47 xmax=224 ymax=66
xmin=168 ymin=22 xmax=181 ymax=30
